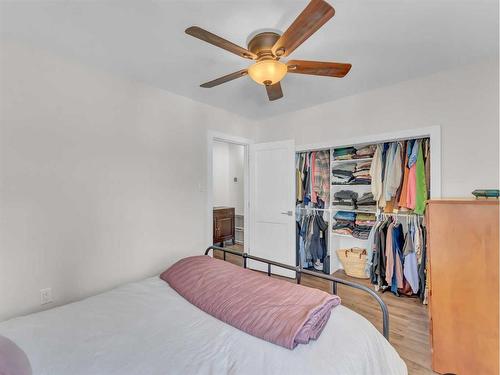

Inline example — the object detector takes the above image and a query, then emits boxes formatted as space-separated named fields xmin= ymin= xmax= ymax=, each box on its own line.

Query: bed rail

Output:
xmin=204 ymin=245 xmax=390 ymax=340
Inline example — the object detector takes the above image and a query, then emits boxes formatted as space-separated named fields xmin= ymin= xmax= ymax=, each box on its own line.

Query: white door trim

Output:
xmin=295 ymin=125 xmax=442 ymax=199
xmin=206 ymin=130 xmax=254 ymax=253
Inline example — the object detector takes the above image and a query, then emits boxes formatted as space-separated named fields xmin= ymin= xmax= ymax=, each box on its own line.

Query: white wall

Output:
xmin=0 ymin=39 xmax=254 ymax=321
xmin=255 ymin=60 xmax=499 ymax=198
xmin=212 ymin=141 xmax=245 ymax=215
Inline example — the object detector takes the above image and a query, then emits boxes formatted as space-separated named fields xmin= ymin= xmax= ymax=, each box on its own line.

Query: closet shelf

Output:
xmin=331 ymin=233 xmax=369 ymax=240
xmin=331 ymin=183 xmax=372 ymax=186
xmin=377 ymin=212 xmax=424 ymax=218
xmin=332 ymin=208 xmax=377 ymax=214
xmin=332 ymin=157 xmax=373 ymax=164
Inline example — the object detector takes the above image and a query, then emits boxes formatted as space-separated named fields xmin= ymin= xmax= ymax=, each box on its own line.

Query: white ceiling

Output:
xmin=1 ymin=0 xmax=498 ymax=120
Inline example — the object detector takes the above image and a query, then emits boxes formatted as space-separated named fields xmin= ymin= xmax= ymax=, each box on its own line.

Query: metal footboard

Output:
xmin=205 ymin=245 xmax=390 ymax=340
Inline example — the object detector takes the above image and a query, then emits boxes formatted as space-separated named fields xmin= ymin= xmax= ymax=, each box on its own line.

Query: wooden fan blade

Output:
xmin=265 ymin=82 xmax=284 ymax=101
xmin=186 ymin=26 xmax=257 ymax=60
xmin=200 ymin=69 xmax=248 ymax=88
xmin=272 ymin=0 xmax=334 ymax=58
xmin=287 ymin=60 xmax=351 ymax=77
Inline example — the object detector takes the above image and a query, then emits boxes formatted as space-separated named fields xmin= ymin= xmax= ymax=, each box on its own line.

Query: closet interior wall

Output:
xmin=295 ymin=135 xmax=431 ymax=302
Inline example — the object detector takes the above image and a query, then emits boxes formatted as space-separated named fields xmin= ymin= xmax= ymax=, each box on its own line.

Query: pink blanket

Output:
xmin=160 ymin=256 xmax=341 ymax=349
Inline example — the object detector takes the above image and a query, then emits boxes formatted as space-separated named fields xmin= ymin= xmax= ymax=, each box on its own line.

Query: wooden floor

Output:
xmin=214 ymin=244 xmax=435 ymax=375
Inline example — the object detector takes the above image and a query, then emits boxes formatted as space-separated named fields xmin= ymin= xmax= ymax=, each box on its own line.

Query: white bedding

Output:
xmin=0 ymin=277 xmax=407 ymax=375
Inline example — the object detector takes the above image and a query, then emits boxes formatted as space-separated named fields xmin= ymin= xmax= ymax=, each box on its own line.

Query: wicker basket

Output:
xmin=336 ymin=247 xmax=369 ymax=279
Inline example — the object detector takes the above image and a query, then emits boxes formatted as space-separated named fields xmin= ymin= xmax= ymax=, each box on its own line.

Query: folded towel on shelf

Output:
xmin=353 ymin=171 xmax=372 ymax=178
xmin=331 ymin=177 xmax=352 ymax=185
xmin=349 ymin=178 xmax=372 ymax=185
xmin=355 ymin=220 xmax=376 ymax=227
xmin=332 ymin=170 xmax=354 ymax=178
xmin=333 ymin=147 xmax=356 ymax=160
xmin=355 ymin=161 xmax=373 ymax=170
xmin=332 ymin=202 xmax=356 ymax=210
xmin=333 ymin=163 xmax=357 ymax=171
xmin=352 ymin=226 xmax=372 ymax=240
xmin=332 ymin=164 xmax=356 ymax=185
xmin=356 ymin=207 xmax=377 ymax=213
xmin=333 ymin=228 xmax=353 ymax=235
xmin=353 ymin=145 xmax=376 ymax=158
xmin=356 ymin=213 xmax=377 ymax=222
xmin=333 ymin=190 xmax=359 ymax=201
xmin=334 ymin=154 xmax=355 ymax=161
xmin=356 ymin=194 xmax=377 ymax=212
xmin=357 ymin=192 xmax=376 ymax=205
xmin=332 ymin=220 xmax=355 ymax=231
xmin=334 ymin=211 xmax=356 ymax=221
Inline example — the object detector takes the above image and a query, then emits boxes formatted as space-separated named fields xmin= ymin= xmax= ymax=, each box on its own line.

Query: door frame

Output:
xmin=206 ymin=131 xmax=253 ymax=252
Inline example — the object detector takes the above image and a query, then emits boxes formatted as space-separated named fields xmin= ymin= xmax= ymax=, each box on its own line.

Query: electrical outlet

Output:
xmin=40 ymin=288 xmax=53 ymax=305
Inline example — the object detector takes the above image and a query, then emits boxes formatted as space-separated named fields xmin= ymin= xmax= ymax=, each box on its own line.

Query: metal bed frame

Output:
xmin=205 ymin=245 xmax=390 ymax=340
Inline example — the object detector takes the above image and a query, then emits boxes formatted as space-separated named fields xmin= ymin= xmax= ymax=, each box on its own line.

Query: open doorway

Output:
xmin=208 ymin=135 xmax=250 ymax=255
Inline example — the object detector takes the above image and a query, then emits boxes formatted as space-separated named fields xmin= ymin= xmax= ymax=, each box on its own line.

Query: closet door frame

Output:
xmin=206 ymin=131 xmax=254 ymax=253
xmin=295 ymin=125 xmax=441 ymax=274
xmin=295 ymin=125 xmax=441 ymax=199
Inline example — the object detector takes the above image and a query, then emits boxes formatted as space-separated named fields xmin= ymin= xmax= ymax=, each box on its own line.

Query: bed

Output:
xmin=0 ymin=247 xmax=407 ymax=375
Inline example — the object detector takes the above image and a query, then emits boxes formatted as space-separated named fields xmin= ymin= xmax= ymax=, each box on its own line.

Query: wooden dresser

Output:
xmin=427 ymin=200 xmax=499 ymax=375
xmin=213 ymin=207 xmax=235 ymax=246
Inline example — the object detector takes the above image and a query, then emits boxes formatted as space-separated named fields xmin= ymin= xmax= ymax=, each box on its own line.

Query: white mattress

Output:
xmin=0 ymin=277 xmax=407 ymax=375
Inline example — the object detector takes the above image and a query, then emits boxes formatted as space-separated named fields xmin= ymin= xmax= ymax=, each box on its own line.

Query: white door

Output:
xmin=249 ymin=140 xmax=295 ymax=277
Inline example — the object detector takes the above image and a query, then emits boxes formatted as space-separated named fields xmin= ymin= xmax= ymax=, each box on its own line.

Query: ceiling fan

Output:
xmin=185 ymin=0 xmax=351 ymax=101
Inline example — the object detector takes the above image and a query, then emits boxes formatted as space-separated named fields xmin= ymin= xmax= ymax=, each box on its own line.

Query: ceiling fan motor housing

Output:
xmin=247 ymin=32 xmax=282 ymax=61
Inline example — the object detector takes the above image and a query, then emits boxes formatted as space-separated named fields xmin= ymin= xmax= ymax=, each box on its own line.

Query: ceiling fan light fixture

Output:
xmin=247 ymin=60 xmax=287 ymax=86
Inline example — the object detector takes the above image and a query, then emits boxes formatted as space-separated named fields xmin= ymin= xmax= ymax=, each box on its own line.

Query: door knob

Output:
xmin=280 ymin=211 xmax=293 ymax=216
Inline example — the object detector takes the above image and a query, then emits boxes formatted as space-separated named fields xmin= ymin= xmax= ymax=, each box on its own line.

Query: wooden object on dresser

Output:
xmin=213 ymin=207 xmax=235 ymax=247
xmin=426 ymin=199 xmax=499 ymax=375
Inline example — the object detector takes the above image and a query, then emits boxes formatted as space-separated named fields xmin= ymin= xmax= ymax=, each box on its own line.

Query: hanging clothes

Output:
xmin=406 ymin=140 xmax=419 ymax=209
xmin=313 ymin=150 xmax=330 ymax=204
xmin=419 ymin=222 xmax=428 ymax=303
xmin=380 ymin=143 xmax=396 ymax=208
xmin=398 ymin=142 xmax=410 ymax=208
xmin=368 ymin=213 xmax=428 ymax=302
xmin=403 ymin=219 xmax=419 ymax=294
xmin=385 ymin=142 xmax=403 ymax=201
xmin=384 ymin=221 xmax=395 ymax=285
xmin=296 ymin=154 xmax=304 ymax=202
xmin=414 ymin=141 xmax=428 ymax=214
xmin=310 ymin=152 xmax=317 ymax=203
xmin=394 ymin=142 xmax=406 ymax=205
xmin=370 ymin=144 xmax=383 ymax=204
xmin=303 ymin=153 xmax=311 ymax=205
xmin=391 ymin=223 xmax=405 ymax=294
xmin=384 ymin=142 xmax=403 ymax=213
xmin=297 ymin=206 xmax=329 ymax=272
xmin=424 ymin=138 xmax=431 ymax=197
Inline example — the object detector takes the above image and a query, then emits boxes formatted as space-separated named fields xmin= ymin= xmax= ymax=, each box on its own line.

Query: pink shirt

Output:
xmin=406 ymin=164 xmax=417 ymax=209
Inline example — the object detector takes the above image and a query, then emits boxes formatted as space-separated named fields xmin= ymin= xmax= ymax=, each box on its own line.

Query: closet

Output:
xmin=295 ymin=136 xmax=432 ymax=302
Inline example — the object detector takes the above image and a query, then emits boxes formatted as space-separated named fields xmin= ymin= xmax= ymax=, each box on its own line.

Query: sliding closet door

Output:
xmin=249 ymin=140 xmax=295 ymax=277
